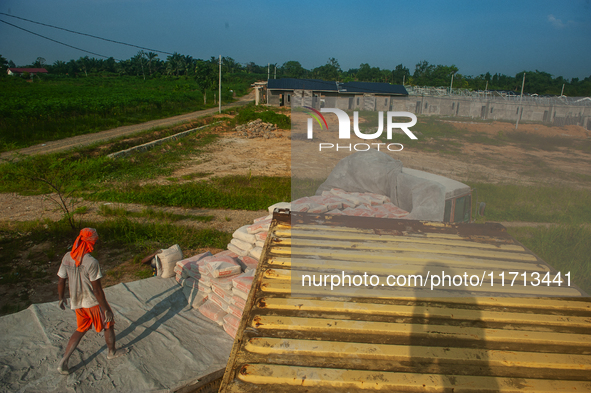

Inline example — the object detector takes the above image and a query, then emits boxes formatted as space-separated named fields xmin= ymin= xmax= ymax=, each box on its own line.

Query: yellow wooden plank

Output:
xmin=275 ymin=228 xmax=524 ymax=251
xmin=245 ymin=337 xmax=591 ymax=370
xmin=264 ymin=266 xmax=555 ymax=288
xmin=251 ymin=315 xmax=591 ymax=347
xmin=272 ymin=245 xmax=540 ymax=265
xmin=255 ymin=279 xmax=590 ymax=311
xmin=282 ymin=223 xmax=512 ymax=244
xmin=260 ymin=276 xmax=583 ymax=297
xmin=237 ymin=364 xmax=591 ymax=392
xmin=278 ymin=238 xmax=538 ymax=262
xmin=257 ymin=297 xmax=591 ymax=328
xmin=267 ymin=255 xmax=550 ymax=273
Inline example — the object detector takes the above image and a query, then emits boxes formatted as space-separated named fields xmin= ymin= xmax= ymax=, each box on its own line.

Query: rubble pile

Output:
xmin=234 ymin=119 xmax=280 ymax=139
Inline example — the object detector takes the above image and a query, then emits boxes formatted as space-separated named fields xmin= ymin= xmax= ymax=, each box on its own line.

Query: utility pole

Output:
xmin=219 ymin=55 xmax=222 ymax=114
xmin=450 ymin=72 xmax=455 ymax=94
xmin=267 ymin=63 xmax=269 ymax=81
xmin=516 ymin=73 xmax=525 ymax=130
xmin=403 ymin=75 xmax=405 ymax=85
xmin=561 ymin=83 xmax=565 ymax=97
xmin=274 ymin=65 xmax=276 ymax=79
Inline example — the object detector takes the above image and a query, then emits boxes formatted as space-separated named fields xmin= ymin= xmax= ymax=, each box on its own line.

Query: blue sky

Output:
xmin=1 ymin=0 xmax=590 ymax=79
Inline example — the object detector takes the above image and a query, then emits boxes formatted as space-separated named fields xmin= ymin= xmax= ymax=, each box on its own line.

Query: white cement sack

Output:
xmin=233 ymin=225 xmax=256 ymax=244
xmin=230 ymin=295 xmax=246 ymax=310
xmin=255 ymin=240 xmax=265 ymax=248
xmin=184 ymin=278 xmax=211 ymax=293
xmin=191 ymin=292 xmax=208 ymax=309
xmin=238 ymin=256 xmax=258 ymax=272
xmin=223 ymin=321 xmax=238 ymax=338
xmin=210 ymin=275 xmax=235 ymax=291
xmin=232 ymin=272 xmax=254 ymax=294
xmin=156 ymin=244 xmax=183 ymax=278
xmin=249 ymin=246 xmax=262 ymax=260
xmin=198 ymin=300 xmax=226 ymax=326
xmin=211 ymin=284 xmax=234 ymax=304
xmin=183 ymin=285 xmax=209 ymax=309
xmin=247 ymin=219 xmax=271 ymax=234
xmin=223 ymin=313 xmax=241 ymax=331
xmin=209 ymin=292 xmax=230 ymax=312
xmin=215 ymin=250 xmax=240 ymax=259
xmin=177 ymin=251 xmax=212 ymax=268
xmin=253 ymin=215 xmax=272 ymax=223
xmin=205 ymin=256 xmax=242 ymax=278
xmin=291 ymin=202 xmax=311 ymax=212
xmin=255 ymin=232 xmax=267 ymax=241
xmin=232 ymin=287 xmax=249 ymax=301
xmin=230 ymin=237 xmax=254 ymax=252
xmin=227 ymin=243 xmax=249 ymax=257
xmin=227 ymin=303 xmax=243 ymax=319
xmin=196 ymin=271 xmax=213 ymax=287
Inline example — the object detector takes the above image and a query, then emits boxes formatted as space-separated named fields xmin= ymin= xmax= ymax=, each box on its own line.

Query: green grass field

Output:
xmin=0 ymin=75 xmax=252 ymax=152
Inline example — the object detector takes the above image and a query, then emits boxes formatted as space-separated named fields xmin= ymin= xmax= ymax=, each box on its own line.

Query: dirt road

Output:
xmin=0 ymin=91 xmax=255 ymax=160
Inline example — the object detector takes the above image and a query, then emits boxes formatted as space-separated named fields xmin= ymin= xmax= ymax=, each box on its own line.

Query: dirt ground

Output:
xmin=2 ymin=115 xmax=590 ymax=314
xmin=442 ymin=120 xmax=590 ymax=138
xmin=171 ymin=130 xmax=292 ymax=180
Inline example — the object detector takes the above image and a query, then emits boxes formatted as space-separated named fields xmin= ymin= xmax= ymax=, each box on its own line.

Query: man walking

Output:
xmin=57 ymin=228 xmax=127 ymax=374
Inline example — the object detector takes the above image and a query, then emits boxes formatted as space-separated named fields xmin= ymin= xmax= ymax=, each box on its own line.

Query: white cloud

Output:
xmin=548 ymin=14 xmax=575 ymax=29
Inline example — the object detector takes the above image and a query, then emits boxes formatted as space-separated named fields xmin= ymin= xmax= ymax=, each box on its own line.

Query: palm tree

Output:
xmin=146 ymin=52 xmax=158 ymax=76
xmin=0 ymin=54 xmax=8 ymax=75
xmin=166 ymin=53 xmax=185 ymax=76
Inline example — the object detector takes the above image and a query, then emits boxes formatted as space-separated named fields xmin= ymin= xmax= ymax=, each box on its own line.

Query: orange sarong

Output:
xmin=75 ymin=305 xmax=113 ymax=333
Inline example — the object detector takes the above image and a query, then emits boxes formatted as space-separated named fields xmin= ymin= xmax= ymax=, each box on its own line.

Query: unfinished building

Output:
xmin=266 ymin=78 xmax=408 ymax=111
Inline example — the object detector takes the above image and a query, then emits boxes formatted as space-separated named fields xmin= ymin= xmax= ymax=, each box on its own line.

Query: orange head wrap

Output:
xmin=70 ymin=228 xmax=99 ymax=267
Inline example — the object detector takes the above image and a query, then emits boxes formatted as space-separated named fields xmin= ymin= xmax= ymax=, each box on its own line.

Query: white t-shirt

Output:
xmin=57 ymin=253 xmax=103 ymax=310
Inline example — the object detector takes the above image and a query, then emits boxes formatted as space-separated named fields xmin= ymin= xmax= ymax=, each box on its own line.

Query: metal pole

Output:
xmin=516 ymin=73 xmax=525 ymax=130
xmin=450 ymin=72 xmax=455 ymax=94
xmin=219 ymin=55 xmax=222 ymax=113
xmin=561 ymin=83 xmax=565 ymax=96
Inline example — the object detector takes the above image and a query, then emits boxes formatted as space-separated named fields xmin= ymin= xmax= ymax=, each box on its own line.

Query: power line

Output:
xmin=0 ymin=12 xmax=174 ymax=56
xmin=0 ymin=19 xmax=118 ymax=60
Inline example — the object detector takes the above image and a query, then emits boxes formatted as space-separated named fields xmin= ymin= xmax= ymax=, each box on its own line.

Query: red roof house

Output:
xmin=7 ymin=68 xmax=48 ymax=76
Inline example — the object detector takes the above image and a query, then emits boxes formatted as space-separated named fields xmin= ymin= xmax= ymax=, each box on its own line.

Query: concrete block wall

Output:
xmin=275 ymin=89 xmax=590 ymax=128
xmin=390 ymin=95 xmax=591 ymax=127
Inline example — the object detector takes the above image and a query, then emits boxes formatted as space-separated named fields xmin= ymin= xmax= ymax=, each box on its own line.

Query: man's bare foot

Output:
xmin=57 ymin=365 xmax=70 ymax=375
xmin=107 ymin=347 xmax=130 ymax=360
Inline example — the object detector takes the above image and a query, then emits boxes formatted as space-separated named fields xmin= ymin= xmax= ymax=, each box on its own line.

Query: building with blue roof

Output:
xmin=265 ymin=78 xmax=408 ymax=111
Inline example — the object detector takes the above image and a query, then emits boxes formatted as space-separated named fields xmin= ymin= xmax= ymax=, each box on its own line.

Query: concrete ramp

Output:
xmin=0 ymin=277 xmax=233 ymax=393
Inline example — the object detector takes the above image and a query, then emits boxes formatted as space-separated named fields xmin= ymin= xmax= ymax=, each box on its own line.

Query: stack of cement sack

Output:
xmin=173 ymin=250 xmax=256 ymax=338
xmin=292 ymin=188 xmax=409 ymax=218
xmin=226 ymin=202 xmax=291 ymax=260
xmin=172 ymin=194 xmax=406 ymax=339
xmin=220 ymin=271 xmax=254 ymax=338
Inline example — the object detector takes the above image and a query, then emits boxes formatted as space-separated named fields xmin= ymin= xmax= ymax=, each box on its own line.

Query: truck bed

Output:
xmin=219 ymin=210 xmax=591 ymax=392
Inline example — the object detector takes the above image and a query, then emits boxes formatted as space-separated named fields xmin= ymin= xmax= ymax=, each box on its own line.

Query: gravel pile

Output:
xmin=234 ymin=119 xmax=280 ymax=139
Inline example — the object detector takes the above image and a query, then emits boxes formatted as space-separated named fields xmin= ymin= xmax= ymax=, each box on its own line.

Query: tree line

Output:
xmin=2 ymin=52 xmax=590 ymax=97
